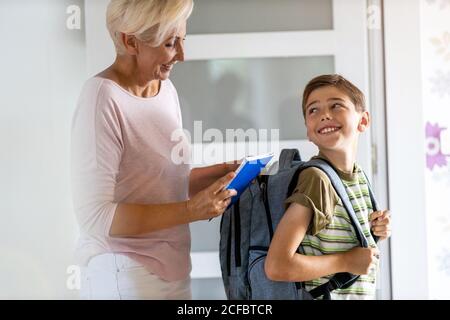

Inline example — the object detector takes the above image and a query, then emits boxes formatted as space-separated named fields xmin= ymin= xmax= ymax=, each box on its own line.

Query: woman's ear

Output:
xmin=358 ymin=111 xmax=370 ymax=132
xmin=121 ymin=33 xmax=139 ymax=55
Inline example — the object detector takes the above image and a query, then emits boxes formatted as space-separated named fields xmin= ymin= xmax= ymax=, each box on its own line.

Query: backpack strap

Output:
xmin=291 ymin=158 xmax=371 ymax=299
xmin=257 ymin=175 xmax=274 ymax=240
xmin=301 ymin=159 xmax=369 ymax=247
xmin=360 ymin=170 xmax=378 ymax=212
xmin=308 ymin=272 xmax=360 ymax=299
xmin=361 ymin=170 xmax=379 ymax=242
xmin=259 ymin=149 xmax=300 ymax=242
xmin=279 ymin=149 xmax=301 ymax=170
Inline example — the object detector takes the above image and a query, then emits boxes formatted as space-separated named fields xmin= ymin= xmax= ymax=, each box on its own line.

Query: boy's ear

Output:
xmin=305 ymin=121 xmax=312 ymax=141
xmin=358 ymin=111 xmax=370 ymax=132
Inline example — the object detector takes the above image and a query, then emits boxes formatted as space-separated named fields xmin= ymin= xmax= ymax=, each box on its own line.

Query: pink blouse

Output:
xmin=71 ymin=77 xmax=191 ymax=281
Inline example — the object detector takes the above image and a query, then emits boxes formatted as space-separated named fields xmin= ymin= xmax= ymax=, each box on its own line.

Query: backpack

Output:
xmin=219 ymin=148 xmax=379 ymax=300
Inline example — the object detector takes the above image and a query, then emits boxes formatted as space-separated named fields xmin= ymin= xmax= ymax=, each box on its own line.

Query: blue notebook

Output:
xmin=226 ymin=153 xmax=274 ymax=205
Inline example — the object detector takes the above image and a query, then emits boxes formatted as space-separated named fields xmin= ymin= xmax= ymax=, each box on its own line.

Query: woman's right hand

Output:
xmin=186 ymin=172 xmax=237 ymax=221
xmin=342 ymin=246 xmax=379 ymax=275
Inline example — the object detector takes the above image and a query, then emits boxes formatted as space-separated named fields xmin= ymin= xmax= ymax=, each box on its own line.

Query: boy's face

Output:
xmin=304 ymin=86 xmax=369 ymax=152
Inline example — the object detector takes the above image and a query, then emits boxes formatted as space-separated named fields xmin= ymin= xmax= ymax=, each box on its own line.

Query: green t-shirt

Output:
xmin=285 ymin=153 xmax=378 ymax=300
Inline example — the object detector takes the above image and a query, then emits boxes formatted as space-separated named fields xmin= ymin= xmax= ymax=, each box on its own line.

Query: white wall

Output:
xmin=84 ymin=0 xmax=115 ymax=77
xmin=385 ymin=0 xmax=450 ymax=300
xmin=384 ymin=0 xmax=429 ymax=299
xmin=420 ymin=0 xmax=450 ymax=299
xmin=0 ymin=0 xmax=86 ymax=299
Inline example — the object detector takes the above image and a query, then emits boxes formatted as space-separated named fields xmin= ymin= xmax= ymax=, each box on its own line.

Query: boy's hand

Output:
xmin=370 ymin=210 xmax=391 ymax=241
xmin=343 ymin=247 xmax=379 ymax=275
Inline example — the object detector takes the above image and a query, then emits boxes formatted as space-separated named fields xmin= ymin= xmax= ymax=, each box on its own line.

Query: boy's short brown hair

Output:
xmin=301 ymin=74 xmax=366 ymax=117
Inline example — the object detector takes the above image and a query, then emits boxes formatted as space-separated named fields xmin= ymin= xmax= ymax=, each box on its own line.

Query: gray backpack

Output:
xmin=219 ymin=148 xmax=379 ymax=300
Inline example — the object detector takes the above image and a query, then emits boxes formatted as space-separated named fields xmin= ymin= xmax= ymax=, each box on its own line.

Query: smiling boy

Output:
xmin=264 ymin=74 xmax=391 ymax=300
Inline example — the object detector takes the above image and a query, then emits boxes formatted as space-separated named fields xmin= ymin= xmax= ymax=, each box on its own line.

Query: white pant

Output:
xmin=80 ymin=253 xmax=191 ymax=300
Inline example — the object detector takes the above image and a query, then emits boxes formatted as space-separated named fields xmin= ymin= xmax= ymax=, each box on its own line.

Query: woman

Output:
xmin=71 ymin=0 xmax=237 ymax=299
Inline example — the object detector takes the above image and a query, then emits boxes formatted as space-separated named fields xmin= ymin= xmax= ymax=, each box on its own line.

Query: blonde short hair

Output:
xmin=106 ymin=0 xmax=194 ymax=55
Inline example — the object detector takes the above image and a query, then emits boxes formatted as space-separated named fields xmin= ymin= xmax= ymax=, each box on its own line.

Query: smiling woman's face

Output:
xmin=136 ymin=21 xmax=187 ymax=82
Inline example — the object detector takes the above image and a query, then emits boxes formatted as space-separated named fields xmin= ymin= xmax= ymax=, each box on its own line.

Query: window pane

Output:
xmin=171 ymin=56 xmax=335 ymax=141
xmin=188 ymin=0 xmax=333 ymax=34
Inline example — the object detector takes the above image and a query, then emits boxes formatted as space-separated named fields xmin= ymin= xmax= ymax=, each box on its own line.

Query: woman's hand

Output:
xmin=342 ymin=247 xmax=379 ymax=275
xmin=224 ymin=161 xmax=241 ymax=173
xmin=189 ymin=161 xmax=241 ymax=197
xmin=186 ymin=172 xmax=237 ymax=221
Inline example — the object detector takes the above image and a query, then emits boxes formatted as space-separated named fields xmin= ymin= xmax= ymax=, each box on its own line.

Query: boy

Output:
xmin=265 ymin=74 xmax=391 ymax=300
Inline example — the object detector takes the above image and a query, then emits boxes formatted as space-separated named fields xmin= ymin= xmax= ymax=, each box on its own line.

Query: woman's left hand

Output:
xmin=189 ymin=160 xmax=241 ymax=197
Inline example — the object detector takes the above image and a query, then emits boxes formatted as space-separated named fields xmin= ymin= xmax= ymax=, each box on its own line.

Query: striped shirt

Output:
xmin=285 ymin=155 xmax=378 ymax=300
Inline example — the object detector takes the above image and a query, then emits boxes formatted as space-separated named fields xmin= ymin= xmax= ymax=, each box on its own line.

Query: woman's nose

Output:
xmin=175 ymin=40 xmax=185 ymax=62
